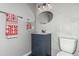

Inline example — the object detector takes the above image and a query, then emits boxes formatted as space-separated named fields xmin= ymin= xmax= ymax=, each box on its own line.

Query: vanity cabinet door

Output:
xmin=32 ymin=34 xmax=51 ymax=56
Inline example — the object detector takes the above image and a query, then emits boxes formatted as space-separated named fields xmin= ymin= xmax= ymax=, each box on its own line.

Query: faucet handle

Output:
xmin=41 ymin=29 xmax=46 ymax=33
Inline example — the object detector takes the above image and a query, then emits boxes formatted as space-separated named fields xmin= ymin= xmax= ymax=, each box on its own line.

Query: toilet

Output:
xmin=57 ymin=37 xmax=77 ymax=56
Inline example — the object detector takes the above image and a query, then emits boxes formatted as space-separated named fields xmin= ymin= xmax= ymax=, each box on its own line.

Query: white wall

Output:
xmin=0 ymin=3 xmax=35 ymax=56
xmin=36 ymin=3 xmax=79 ymax=56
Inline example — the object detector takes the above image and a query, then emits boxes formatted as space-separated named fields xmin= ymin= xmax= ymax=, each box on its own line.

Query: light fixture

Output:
xmin=47 ymin=3 xmax=52 ymax=9
xmin=42 ymin=3 xmax=46 ymax=8
xmin=37 ymin=5 xmax=40 ymax=10
xmin=37 ymin=3 xmax=52 ymax=11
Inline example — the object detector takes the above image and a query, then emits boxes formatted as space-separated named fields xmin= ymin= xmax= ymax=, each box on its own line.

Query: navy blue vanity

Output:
xmin=32 ymin=34 xmax=51 ymax=56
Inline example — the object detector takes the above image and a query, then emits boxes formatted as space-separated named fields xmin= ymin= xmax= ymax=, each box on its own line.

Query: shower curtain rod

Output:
xmin=0 ymin=11 xmax=23 ymax=19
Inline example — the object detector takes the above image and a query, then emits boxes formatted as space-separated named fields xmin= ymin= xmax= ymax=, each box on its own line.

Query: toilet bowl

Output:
xmin=57 ymin=37 xmax=77 ymax=56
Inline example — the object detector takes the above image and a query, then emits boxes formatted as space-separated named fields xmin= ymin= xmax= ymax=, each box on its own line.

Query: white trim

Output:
xmin=23 ymin=51 xmax=32 ymax=56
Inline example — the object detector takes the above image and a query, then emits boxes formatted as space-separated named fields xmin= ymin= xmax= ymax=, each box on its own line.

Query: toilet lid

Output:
xmin=57 ymin=51 xmax=74 ymax=56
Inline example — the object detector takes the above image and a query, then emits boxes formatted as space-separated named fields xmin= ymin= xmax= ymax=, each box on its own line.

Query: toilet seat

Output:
xmin=57 ymin=51 xmax=74 ymax=56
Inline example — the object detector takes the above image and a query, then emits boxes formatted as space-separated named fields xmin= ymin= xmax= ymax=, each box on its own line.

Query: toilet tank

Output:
xmin=59 ymin=37 xmax=77 ymax=54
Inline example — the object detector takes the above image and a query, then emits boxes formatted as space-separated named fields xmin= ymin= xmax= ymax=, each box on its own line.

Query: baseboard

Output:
xmin=23 ymin=51 xmax=32 ymax=56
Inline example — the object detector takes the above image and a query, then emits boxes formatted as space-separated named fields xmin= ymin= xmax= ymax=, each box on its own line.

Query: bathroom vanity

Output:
xmin=32 ymin=34 xmax=51 ymax=56
xmin=32 ymin=4 xmax=53 ymax=56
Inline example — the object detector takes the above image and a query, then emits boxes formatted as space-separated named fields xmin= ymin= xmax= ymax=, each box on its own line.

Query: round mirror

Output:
xmin=38 ymin=11 xmax=53 ymax=24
